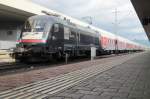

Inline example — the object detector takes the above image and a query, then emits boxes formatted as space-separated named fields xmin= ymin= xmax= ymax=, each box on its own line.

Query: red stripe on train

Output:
xmin=17 ymin=39 xmax=46 ymax=43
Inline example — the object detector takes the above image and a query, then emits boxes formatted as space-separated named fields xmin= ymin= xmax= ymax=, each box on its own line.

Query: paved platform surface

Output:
xmin=0 ymin=53 xmax=134 ymax=92
xmin=49 ymin=51 xmax=150 ymax=99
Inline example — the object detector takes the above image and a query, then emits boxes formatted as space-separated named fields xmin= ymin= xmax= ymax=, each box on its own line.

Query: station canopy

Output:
xmin=131 ymin=0 xmax=150 ymax=40
xmin=0 ymin=4 xmax=33 ymax=22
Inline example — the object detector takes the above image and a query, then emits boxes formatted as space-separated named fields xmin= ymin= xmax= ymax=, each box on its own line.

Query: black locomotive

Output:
xmin=13 ymin=15 xmax=101 ymax=62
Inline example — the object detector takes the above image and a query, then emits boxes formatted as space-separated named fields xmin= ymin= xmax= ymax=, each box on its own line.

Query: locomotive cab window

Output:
xmin=21 ymin=16 xmax=54 ymax=40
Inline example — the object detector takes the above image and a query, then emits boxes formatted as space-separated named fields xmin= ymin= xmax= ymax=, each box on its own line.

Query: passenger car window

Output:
xmin=70 ymin=31 xmax=75 ymax=38
xmin=64 ymin=27 xmax=70 ymax=40
xmin=54 ymin=24 xmax=59 ymax=32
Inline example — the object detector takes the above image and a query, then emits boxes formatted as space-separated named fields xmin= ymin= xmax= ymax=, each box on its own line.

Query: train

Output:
xmin=11 ymin=14 xmax=144 ymax=62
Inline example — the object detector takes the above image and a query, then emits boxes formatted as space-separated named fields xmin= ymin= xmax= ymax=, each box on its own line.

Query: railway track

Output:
xmin=0 ymin=53 xmax=138 ymax=99
xmin=0 ymin=63 xmax=21 ymax=70
xmin=0 ymin=53 xmax=133 ymax=74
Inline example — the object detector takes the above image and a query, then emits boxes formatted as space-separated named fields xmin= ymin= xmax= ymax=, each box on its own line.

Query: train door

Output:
xmin=76 ymin=31 xmax=80 ymax=48
xmin=95 ymin=32 xmax=100 ymax=48
xmin=115 ymin=39 xmax=118 ymax=53
xmin=51 ymin=23 xmax=64 ymax=52
xmin=76 ymin=31 xmax=80 ymax=55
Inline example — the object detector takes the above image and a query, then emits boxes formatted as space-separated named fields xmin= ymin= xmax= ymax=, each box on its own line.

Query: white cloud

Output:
xmin=130 ymin=27 xmax=145 ymax=34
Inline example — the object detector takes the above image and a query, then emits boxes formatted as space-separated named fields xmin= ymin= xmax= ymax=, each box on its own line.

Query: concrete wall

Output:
xmin=0 ymin=28 xmax=21 ymax=49
xmin=0 ymin=41 xmax=16 ymax=49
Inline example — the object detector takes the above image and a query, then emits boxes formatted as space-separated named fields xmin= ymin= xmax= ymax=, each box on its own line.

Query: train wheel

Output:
xmin=53 ymin=52 xmax=64 ymax=61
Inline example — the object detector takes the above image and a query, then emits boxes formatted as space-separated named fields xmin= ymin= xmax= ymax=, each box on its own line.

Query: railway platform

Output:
xmin=0 ymin=50 xmax=15 ymax=63
xmin=0 ymin=51 xmax=149 ymax=99
xmin=49 ymin=51 xmax=150 ymax=99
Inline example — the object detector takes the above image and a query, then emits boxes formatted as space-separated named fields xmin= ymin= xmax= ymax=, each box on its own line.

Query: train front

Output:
xmin=13 ymin=15 xmax=52 ymax=61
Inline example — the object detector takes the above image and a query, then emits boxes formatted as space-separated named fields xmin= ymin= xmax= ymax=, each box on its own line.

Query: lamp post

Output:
xmin=113 ymin=8 xmax=120 ymax=55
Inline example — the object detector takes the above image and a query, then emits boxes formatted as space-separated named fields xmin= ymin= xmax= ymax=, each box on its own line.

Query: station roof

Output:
xmin=0 ymin=0 xmax=50 ymax=22
xmin=131 ymin=0 xmax=150 ymax=40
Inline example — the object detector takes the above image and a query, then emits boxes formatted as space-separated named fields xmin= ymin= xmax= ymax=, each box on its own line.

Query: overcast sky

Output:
xmin=31 ymin=0 xmax=150 ymax=46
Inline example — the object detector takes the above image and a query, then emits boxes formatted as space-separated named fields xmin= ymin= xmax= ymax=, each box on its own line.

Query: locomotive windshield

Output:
xmin=23 ymin=19 xmax=46 ymax=32
xmin=21 ymin=16 xmax=52 ymax=40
